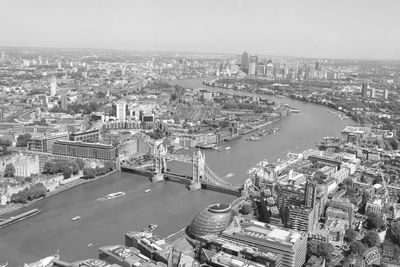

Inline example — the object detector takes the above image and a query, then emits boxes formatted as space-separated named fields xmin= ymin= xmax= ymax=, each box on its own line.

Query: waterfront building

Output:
xmin=198 ymin=234 xmax=282 ymax=267
xmin=221 ymin=218 xmax=308 ymax=267
xmin=52 ymin=140 xmax=116 ymax=160
xmin=189 ymin=203 xmax=233 ymax=239
xmin=98 ymin=244 xmax=164 ymax=267
xmin=28 ymin=132 xmax=69 ymax=153
xmin=70 ymin=258 xmax=122 ymax=267
xmin=69 ymin=129 xmax=100 ymax=143
xmin=203 ymin=250 xmax=268 ymax=267
xmin=125 ymin=231 xmax=170 ymax=264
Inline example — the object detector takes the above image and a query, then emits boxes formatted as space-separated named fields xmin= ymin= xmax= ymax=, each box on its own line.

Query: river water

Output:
xmin=0 ymin=78 xmax=350 ymax=266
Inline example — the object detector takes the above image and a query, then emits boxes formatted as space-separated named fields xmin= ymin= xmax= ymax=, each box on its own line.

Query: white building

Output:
xmin=14 ymin=154 xmax=40 ymax=177
xmin=50 ymin=76 xmax=57 ymax=97
xmin=115 ymin=101 xmax=127 ymax=121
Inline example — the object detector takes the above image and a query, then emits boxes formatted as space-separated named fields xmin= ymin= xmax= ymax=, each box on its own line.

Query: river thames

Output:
xmin=0 ymin=78 xmax=350 ymax=265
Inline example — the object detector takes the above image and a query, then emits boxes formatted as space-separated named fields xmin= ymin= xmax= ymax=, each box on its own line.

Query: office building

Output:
xmin=61 ymin=95 xmax=68 ymax=110
xmin=98 ymin=245 xmax=163 ymax=267
xmin=70 ymin=258 xmax=122 ymax=267
xmin=327 ymin=198 xmax=355 ymax=225
xmin=198 ymin=234 xmax=282 ymax=267
xmin=275 ymin=180 xmax=319 ymax=233
xmin=28 ymin=132 xmax=69 ymax=153
xmin=52 ymin=140 xmax=116 ymax=160
xmin=222 ymin=218 xmax=308 ymax=267
xmin=69 ymin=129 xmax=100 ymax=143
xmin=204 ymin=250 xmax=270 ymax=267
xmin=50 ymin=76 xmax=57 ymax=97
xmin=249 ymin=56 xmax=258 ymax=75
xmin=115 ymin=101 xmax=127 ymax=121
xmin=1 ymin=51 xmax=4 ymax=61
xmin=241 ymin=51 xmax=249 ymax=74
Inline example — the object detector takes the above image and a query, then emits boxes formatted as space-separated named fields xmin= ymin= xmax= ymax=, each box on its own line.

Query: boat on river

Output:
xmin=24 ymin=251 xmax=59 ymax=267
xmin=104 ymin=192 xmax=125 ymax=199
xmin=0 ymin=209 xmax=41 ymax=229
xmin=145 ymin=189 xmax=151 ymax=193
xmin=71 ymin=216 xmax=80 ymax=221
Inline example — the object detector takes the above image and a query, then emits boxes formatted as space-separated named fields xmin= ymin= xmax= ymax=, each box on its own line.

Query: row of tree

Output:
xmin=82 ymin=161 xmax=115 ymax=179
xmin=10 ymin=183 xmax=47 ymax=204
xmin=42 ymin=159 xmax=85 ymax=179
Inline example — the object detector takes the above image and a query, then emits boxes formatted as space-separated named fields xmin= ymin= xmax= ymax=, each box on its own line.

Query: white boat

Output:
xmin=24 ymin=252 xmax=59 ymax=267
xmin=225 ymin=147 xmax=231 ymax=150
xmin=145 ymin=189 xmax=151 ymax=193
xmin=87 ymin=243 xmax=94 ymax=248
xmin=224 ymin=173 xmax=235 ymax=179
xmin=71 ymin=216 xmax=80 ymax=221
xmin=104 ymin=191 xmax=126 ymax=199
xmin=149 ymin=223 xmax=158 ymax=231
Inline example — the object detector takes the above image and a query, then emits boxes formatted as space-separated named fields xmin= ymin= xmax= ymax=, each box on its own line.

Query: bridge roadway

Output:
xmin=121 ymin=166 xmax=242 ymax=197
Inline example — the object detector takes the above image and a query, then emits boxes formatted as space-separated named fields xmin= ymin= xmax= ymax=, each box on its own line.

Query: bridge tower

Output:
xmin=152 ymin=140 xmax=166 ymax=182
xmin=189 ymin=150 xmax=205 ymax=191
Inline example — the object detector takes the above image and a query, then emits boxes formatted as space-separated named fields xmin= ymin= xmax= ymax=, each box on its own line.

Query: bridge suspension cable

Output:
xmin=204 ymin=163 xmax=241 ymax=190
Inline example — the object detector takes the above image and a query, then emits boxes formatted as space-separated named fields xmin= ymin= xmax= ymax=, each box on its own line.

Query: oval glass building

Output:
xmin=189 ymin=203 xmax=233 ymax=239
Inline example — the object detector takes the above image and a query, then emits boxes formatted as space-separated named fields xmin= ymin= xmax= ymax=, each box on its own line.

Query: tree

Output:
xmin=363 ymin=231 xmax=380 ymax=247
xmin=103 ymin=161 xmax=115 ymax=172
xmin=0 ymin=138 xmax=12 ymax=147
xmin=69 ymin=161 xmax=80 ymax=175
xmin=389 ymin=221 xmax=400 ymax=246
xmin=316 ymin=242 xmax=335 ymax=261
xmin=345 ymin=228 xmax=358 ymax=243
xmin=43 ymin=162 xmax=57 ymax=174
xmin=29 ymin=183 xmax=47 ymax=199
xmin=239 ymin=204 xmax=252 ymax=215
xmin=366 ymin=213 xmax=385 ymax=229
xmin=75 ymin=158 xmax=85 ymax=170
xmin=16 ymin=133 xmax=32 ymax=147
xmin=62 ymin=166 xmax=73 ymax=179
xmin=350 ymin=241 xmax=367 ymax=255
xmin=83 ymin=167 xmax=96 ymax=179
xmin=4 ymin=163 xmax=15 ymax=177
xmin=307 ymin=241 xmax=334 ymax=261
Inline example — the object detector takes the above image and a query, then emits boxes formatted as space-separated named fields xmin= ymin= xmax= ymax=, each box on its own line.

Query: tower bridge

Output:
xmin=121 ymin=140 xmax=244 ymax=196
xmin=152 ymin=142 xmax=243 ymax=194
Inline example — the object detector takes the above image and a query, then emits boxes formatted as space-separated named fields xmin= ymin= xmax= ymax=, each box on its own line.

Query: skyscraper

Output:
xmin=115 ymin=101 xmax=127 ymax=121
xmin=61 ymin=95 xmax=68 ymax=110
xmin=1 ymin=51 xmax=5 ymax=61
xmin=249 ymin=55 xmax=258 ymax=75
xmin=241 ymin=51 xmax=249 ymax=74
xmin=50 ymin=77 xmax=57 ymax=97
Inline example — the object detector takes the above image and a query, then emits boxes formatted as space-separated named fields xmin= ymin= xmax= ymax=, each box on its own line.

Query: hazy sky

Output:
xmin=1 ymin=0 xmax=400 ymax=59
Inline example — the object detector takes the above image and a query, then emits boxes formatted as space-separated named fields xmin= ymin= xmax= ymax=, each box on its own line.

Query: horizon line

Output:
xmin=1 ymin=44 xmax=399 ymax=62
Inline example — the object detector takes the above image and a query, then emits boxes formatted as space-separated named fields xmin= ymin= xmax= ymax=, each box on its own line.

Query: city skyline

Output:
xmin=1 ymin=0 xmax=400 ymax=60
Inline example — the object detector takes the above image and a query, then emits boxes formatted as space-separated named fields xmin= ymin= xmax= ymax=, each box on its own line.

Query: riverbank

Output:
xmin=0 ymin=170 xmax=118 ymax=217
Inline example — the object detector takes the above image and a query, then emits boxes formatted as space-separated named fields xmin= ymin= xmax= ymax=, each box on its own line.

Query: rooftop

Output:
xmin=223 ymin=218 xmax=306 ymax=247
